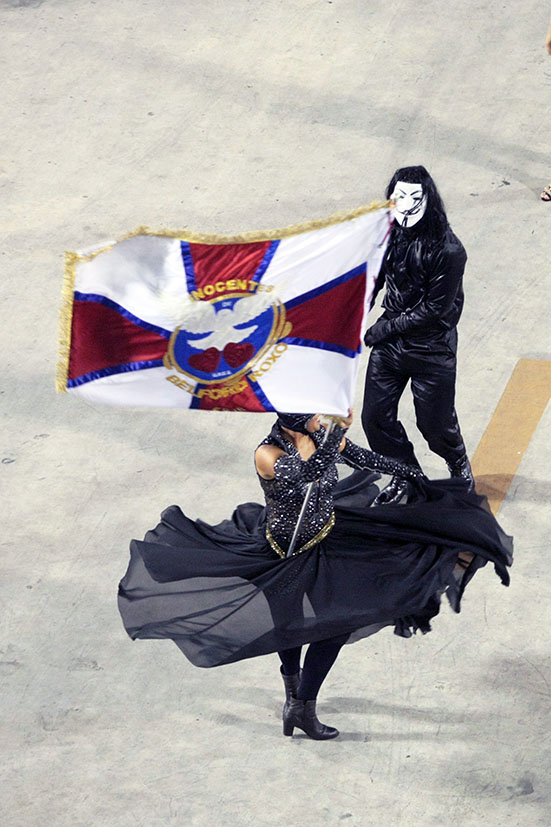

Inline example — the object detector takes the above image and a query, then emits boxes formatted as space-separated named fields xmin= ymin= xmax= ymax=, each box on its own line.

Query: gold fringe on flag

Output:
xmin=135 ymin=199 xmax=390 ymax=245
xmin=56 ymin=252 xmax=79 ymax=393
xmin=56 ymin=200 xmax=390 ymax=392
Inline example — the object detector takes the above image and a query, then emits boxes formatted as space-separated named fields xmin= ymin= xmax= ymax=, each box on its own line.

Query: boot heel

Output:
xmin=283 ymin=697 xmax=339 ymax=740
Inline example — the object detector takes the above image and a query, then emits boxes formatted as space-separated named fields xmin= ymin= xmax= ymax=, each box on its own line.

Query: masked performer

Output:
xmin=361 ymin=165 xmax=474 ymax=505
xmin=118 ymin=411 xmax=511 ymax=741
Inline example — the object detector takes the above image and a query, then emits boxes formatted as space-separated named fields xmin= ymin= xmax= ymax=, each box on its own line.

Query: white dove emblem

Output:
xmin=161 ymin=290 xmax=275 ymax=350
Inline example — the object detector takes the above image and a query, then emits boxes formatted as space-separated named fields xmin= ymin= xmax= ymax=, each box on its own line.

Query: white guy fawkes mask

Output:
xmin=391 ymin=181 xmax=427 ymax=228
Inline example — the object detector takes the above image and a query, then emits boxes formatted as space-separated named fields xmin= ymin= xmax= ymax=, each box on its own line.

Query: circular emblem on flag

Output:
xmin=164 ymin=292 xmax=289 ymax=384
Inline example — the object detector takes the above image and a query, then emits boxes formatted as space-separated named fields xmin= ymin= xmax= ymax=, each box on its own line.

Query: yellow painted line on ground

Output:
xmin=471 ymin=358 xmax=551 ymax=514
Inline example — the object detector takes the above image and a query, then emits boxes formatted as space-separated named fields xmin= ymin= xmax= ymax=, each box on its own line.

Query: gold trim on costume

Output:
xmin=266 ymin=511 xmax=336 ymax=559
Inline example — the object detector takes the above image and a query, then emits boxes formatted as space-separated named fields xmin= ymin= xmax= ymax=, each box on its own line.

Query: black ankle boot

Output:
xmin=280 ymin=668 xmax=301 ymax=712
xmin=447 ymin=455 xmax=475 ymax=491
xmin=282 ymin=697 xmax=339 ymax=740
xmin=374 ymin=475 xmax=409 ymax=506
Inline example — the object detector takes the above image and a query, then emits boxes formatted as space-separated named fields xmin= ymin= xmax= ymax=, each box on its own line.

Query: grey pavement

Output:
xmin=1 ymin=1 xmax=550 ymax=825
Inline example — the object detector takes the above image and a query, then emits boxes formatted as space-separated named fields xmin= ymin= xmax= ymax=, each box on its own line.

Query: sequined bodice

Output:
xmin=257 ymin=424 xmax=340 ymax=553
xmin=257 ymin=422 xmax=423 ymax=554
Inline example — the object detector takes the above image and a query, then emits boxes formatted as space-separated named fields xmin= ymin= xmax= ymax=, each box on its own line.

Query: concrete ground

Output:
xmin=2 ymin=1 xmax=550 ymax=825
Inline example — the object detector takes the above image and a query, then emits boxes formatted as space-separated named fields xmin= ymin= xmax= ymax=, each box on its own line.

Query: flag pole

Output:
xmin=285 ymin=418 xmax=337 ymax=558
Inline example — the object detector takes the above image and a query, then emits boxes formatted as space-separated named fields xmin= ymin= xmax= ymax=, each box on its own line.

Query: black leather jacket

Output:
xmin=366 ymin=222 xmax=467 ymax=344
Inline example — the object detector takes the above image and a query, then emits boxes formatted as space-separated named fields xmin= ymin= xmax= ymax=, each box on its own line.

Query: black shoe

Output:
xmin=447 ymin=455 xmax=475 ymax=491
xmin=374 ymin=475 xmax=409 ymax=505
xmin=282 ymin=697 xmax=339 ymax=740
xmin=280 ymin=668 xmax=301 ymax=714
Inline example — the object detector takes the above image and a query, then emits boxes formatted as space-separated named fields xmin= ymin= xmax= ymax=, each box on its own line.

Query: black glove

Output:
xmin=363 ymin=319 xmax=391 ymax=347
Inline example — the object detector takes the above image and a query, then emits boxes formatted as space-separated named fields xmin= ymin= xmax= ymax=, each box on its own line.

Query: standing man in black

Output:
xmin=361 ymin=165 xmax=474 ymax=504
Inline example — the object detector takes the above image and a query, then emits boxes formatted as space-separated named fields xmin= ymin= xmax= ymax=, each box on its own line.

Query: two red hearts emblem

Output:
xmin=223 ymin=342 xmax=255 ymax=367
xmin=188 ymin=347 xmax=220 ymax=373
xmin=188 ymin=342 xmax=255 ymax=373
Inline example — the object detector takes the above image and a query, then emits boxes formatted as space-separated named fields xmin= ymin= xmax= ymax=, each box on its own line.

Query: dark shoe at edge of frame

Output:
xmin=373 ymin=475 xmax=409 ymax=506
xmin=283 ymin=697 xmax=339 ymax=740
xmin=447 ymin=455 xmax=475 ymax=491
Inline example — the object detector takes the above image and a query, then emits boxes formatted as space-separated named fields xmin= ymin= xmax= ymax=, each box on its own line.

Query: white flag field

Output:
xmin=57 ymin=204 xmax=390 ymax=415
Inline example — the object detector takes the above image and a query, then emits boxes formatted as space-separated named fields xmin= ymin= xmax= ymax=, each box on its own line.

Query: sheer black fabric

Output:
xmin=118 ymin=471 xmax=512 ymax=668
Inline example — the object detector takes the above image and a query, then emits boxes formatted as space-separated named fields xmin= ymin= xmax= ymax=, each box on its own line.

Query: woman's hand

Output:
xmin=337 ymin=408 xmax=353 ymax=430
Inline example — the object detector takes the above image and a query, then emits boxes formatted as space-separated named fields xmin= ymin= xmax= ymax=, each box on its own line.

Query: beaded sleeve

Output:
xmin=338 ymin=438 xmax=424 ymax=480
xmin=273 ymin=425 xmax=346 ymax=484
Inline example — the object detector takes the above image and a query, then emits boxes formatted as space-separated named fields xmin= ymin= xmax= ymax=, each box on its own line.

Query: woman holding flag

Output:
xmin=118 ymin=410 xmax=511 ymax=741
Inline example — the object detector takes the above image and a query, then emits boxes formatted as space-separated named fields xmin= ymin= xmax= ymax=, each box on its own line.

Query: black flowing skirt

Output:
xmin=118 ymin=472 xmax=512 ymax=668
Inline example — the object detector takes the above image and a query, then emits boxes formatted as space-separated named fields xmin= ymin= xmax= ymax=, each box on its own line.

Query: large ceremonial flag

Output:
xmin=57 ymin=205 xmax=390 ymax=415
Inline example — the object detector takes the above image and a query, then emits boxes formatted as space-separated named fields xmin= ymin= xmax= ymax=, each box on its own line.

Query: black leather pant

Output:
xmin=361 ymin=330 xmax=466 ymax=467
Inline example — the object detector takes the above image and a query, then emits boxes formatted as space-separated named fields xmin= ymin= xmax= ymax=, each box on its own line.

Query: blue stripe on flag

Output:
xmin=284 ymin=263 xmax=366 ymax=310
xmin=180 ymin=242 xmax=197 ymax=294
xmin=247 ymin=377 xmax=276 ymax=411
xmin=189 ymin=386 xmax=202 ymax=409
xmin=280 ymin=337 xmax=360 ymax=359
xmin=67 ymin=359 xmax=164 ymax=388
xmin=73 ymin=292 xmax=172 ymax=338
xmin=251 ymin=240 xmax=280 ymax=285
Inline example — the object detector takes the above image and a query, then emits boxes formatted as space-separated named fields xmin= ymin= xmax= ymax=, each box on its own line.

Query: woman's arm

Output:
xmin=255 ymin=445 xmax=285 ymax=480
xmin=338 ymin=437 xmax=424 ymax=480
xmin=255 ymin=425 xmax=347 ymax=483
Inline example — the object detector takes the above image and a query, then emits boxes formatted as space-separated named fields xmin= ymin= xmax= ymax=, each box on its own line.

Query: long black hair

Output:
xmin=386 ymin=165 xmax=448 ymax=240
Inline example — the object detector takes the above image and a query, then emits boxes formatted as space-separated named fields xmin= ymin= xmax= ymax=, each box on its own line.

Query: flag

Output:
xmin=57 ymin=204 xmax=390 ymax=415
